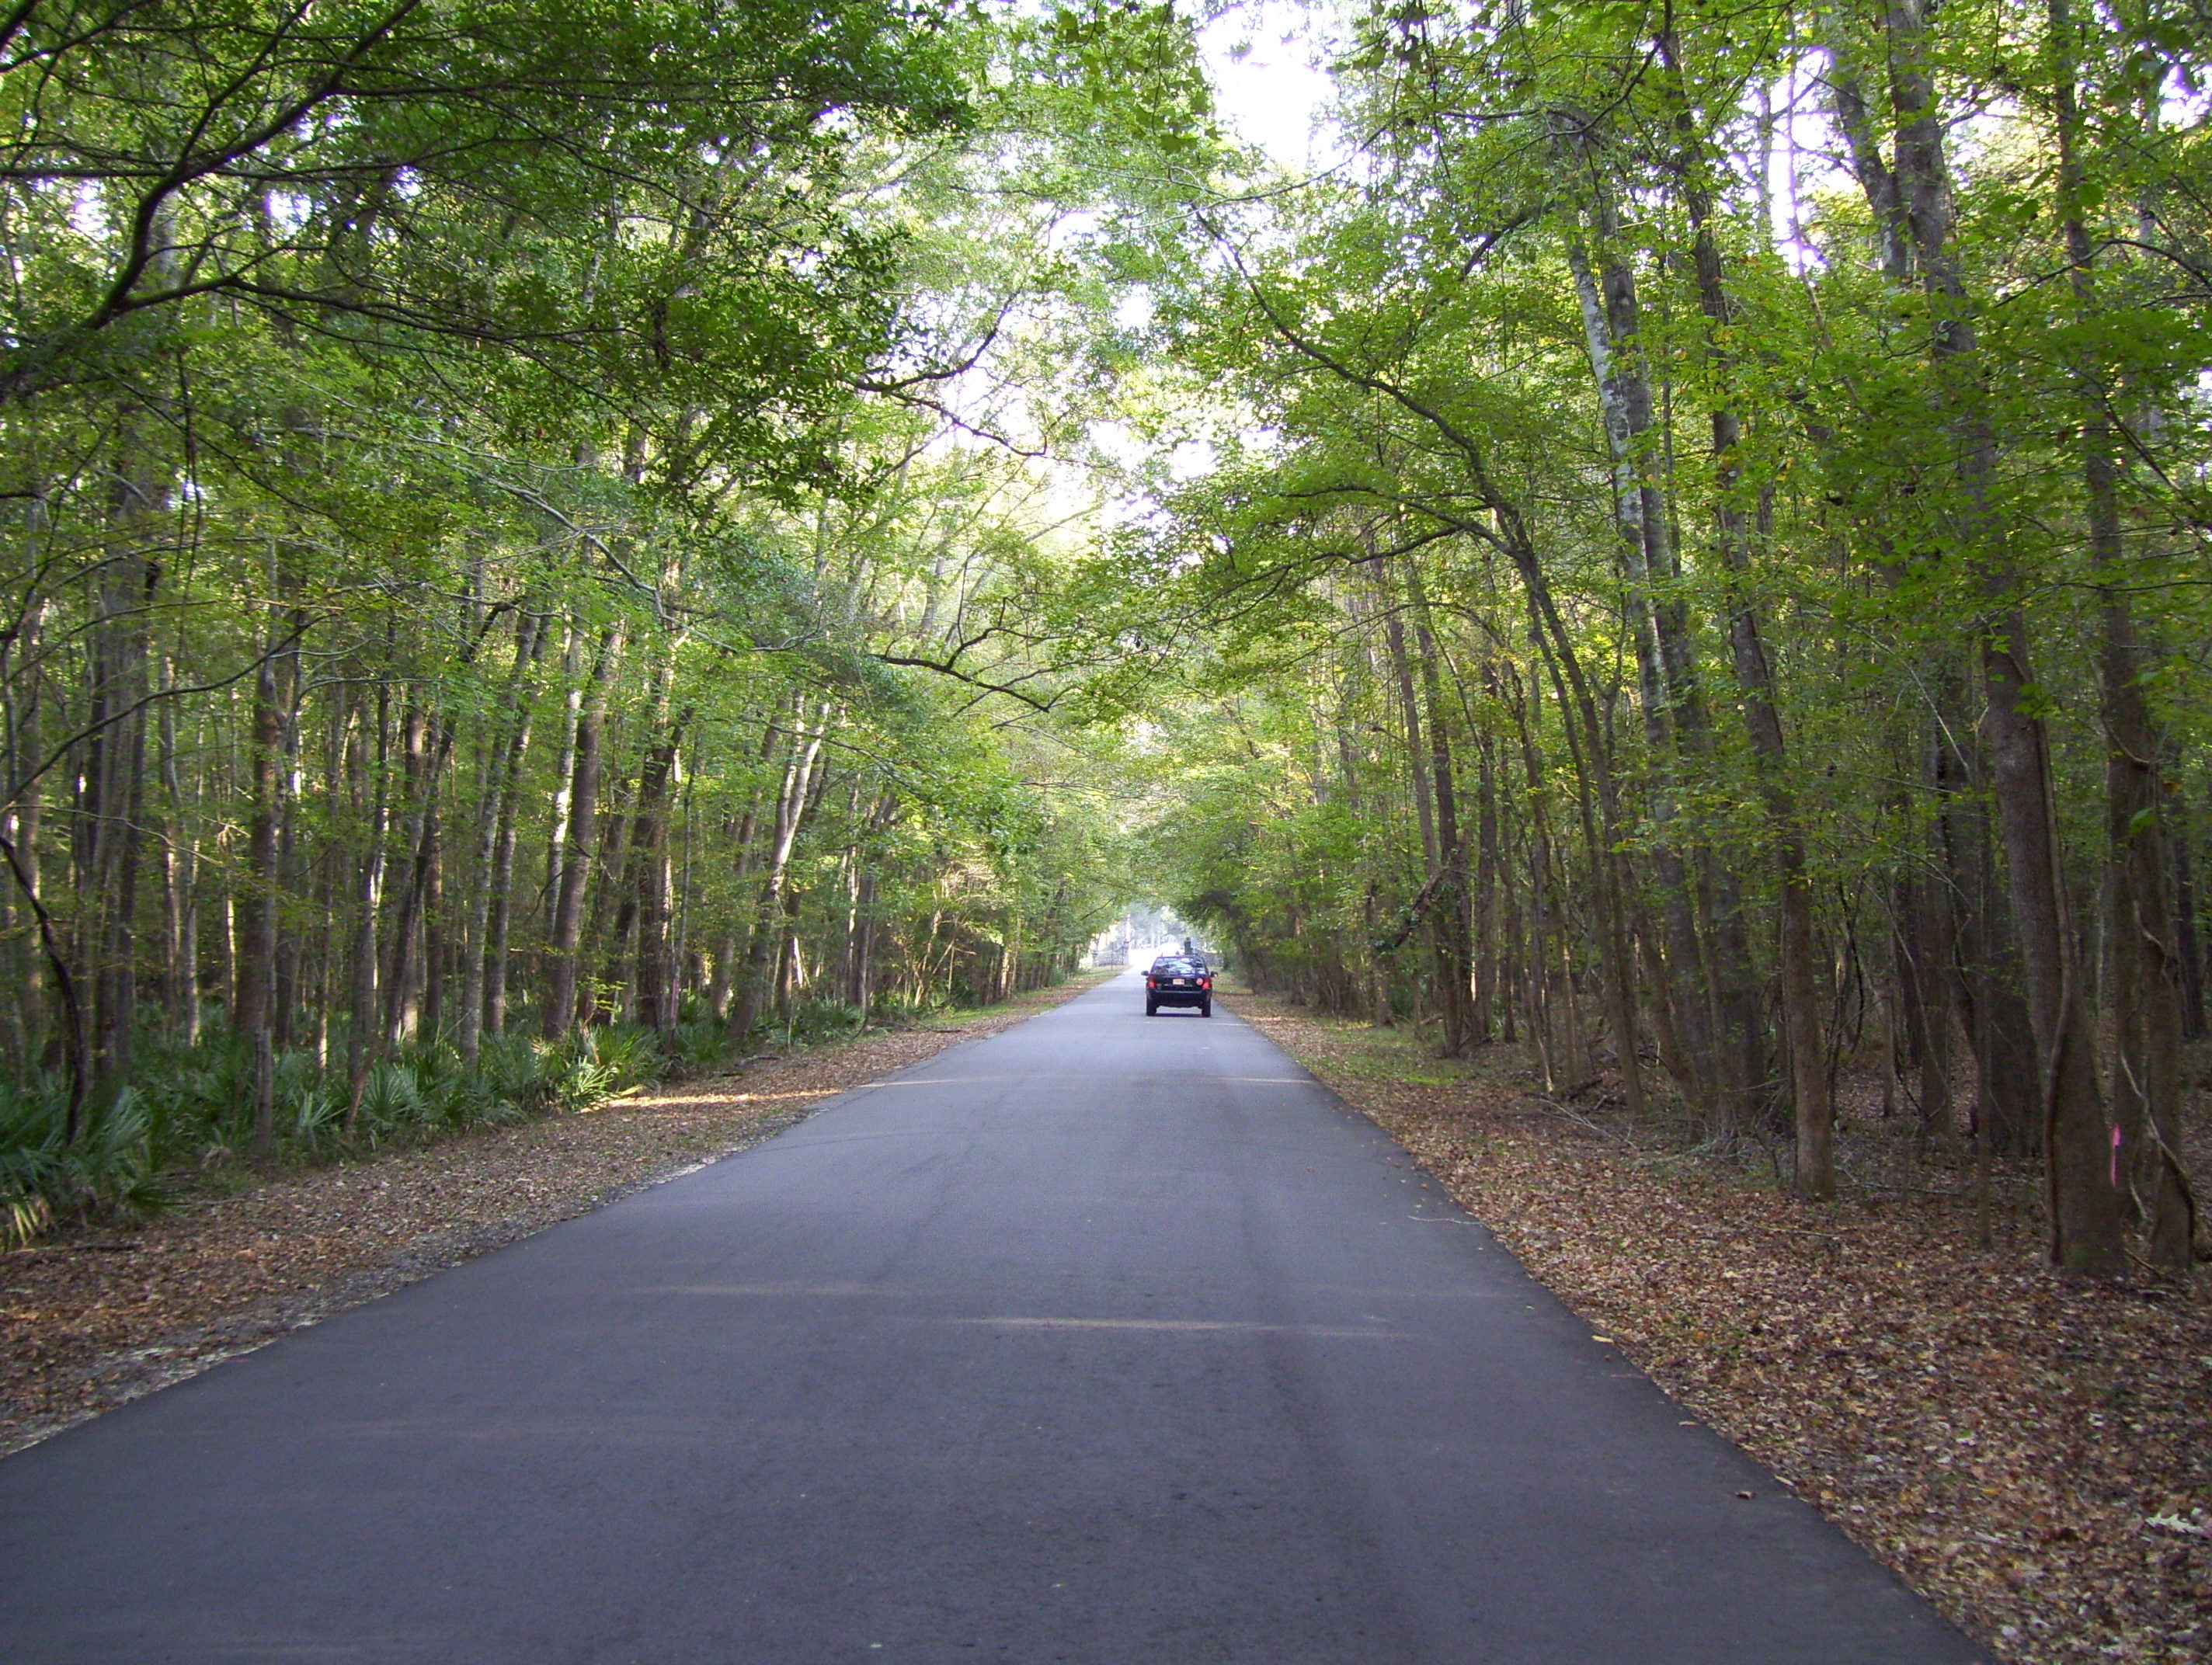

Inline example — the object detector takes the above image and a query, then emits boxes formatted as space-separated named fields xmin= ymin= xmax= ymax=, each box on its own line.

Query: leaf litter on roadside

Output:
xmin=0 ymin=979 xmax=1105 ymax=1457
xmin=1229 ymin=992 xmax=2212 ymax=1665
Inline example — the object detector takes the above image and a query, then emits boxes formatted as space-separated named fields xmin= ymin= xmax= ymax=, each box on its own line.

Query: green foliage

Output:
xmin=0 ymin=1078 xmax=164 ymax=1248
xmin=0 ymin=1020 xmax=701 ymax=1243
xmin=0 ymin=0 xmax=1186 ymax=1245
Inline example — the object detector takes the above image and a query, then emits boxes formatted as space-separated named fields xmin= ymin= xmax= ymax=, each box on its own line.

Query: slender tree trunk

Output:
xmin=1 ymin=597 xmax=48 ymax=1071
xmin=417 ymin=749 xmax=447 ymax=1041
xmin=482 ymin=633 xmax=541 ymax=1045
xmin=76 ymin=425 xmax=161 ymax=1128
xmin=590 ymin=754 xmax=638 ymax=1026
xmin=1894 ymin=857 xmax=1954 ymax=1139
xmin=544 ymin=624 xmax=624 ymax=1039
xmin=1507 ymin=660 xmax=1565 ymax=1090
xmin=1381 ymin=596 xmax=1442 ymax=1034
xmin=2174 ymin=804 xmax=2205 ymax=1042
xmin=1410 ymin=583 xmax=1476 ymax=1056
xmin=630 ymin=707 xmax=688 ymax=1037
xmin=1883 ymin=0 xmax=2121 ymax=1270
xmin=157 ymin=657 xmax=202 ymax=1045
xmin=381 ymin=706 xmax=431 ymax=1045
xmin=728 ymin=710 xmax=826 ymax=1045
xmin=1380 ymin=589 xmax=1438 ymax=876
xmin=1830 ymin=28 xmax=2030 ymax=1160
xmin=1473 ymin=727 xmax=1499 ymax=1044
xmin=1568 ymin=228 xmax=1719 ymax=1111
xmin=242 ymin=651 xmax=281 ymax=1157
xmin=2049 ymin=0 xmax=2194 ymax=1268
xmin=1651 ymin=32 xmax=1834 ymax=1192
xmin=345 ymin=683 xmax=392 ymax=1119
xmin=461 ymin=610 xmax=542 ymax=1062
xmin=544 ymin=624 xmax=582 ymax=947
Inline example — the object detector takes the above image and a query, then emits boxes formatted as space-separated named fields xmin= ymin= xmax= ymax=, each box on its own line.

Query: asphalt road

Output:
xmin=0 ymin=971 xmax=1983 ymax=1664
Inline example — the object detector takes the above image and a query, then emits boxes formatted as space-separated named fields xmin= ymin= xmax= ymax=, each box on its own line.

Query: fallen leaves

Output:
xmin=0 ymin=977 xmax=1107 ymax=1458
xmin=2145 ymin=1514 xmax=2211 ymax=1542
xmin=1229 ymin=991 xmax=2212 ymax=1665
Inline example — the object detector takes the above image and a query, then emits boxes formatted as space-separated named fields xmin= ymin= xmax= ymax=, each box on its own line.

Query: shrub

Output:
xmin=0 ymin=992 xmax=888 ymax=1244
xmin=0 ymin=1076 xmax=166 ymax=1248
xmin=788 ymin=998 xmax=866 ymax=1045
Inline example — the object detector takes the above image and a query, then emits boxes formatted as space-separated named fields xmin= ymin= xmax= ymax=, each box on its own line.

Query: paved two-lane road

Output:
xmin=1 ymin=972 xmax=1981 ymax=1663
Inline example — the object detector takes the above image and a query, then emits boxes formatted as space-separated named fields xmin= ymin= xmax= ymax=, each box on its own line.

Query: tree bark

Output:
xmin=1567 ymin=227 xmax=1718 ymax=1111
xmin=344 ymin=682 xmax=392 ymax=1120
xmin=241 ymin=648 xmax=281 ymax=1157
xmin=1472 ymin=725 xmax=1500 ymax=1044
xmin=726 ymin=706 xmax=825 ymax=1045
xmin=1882 ymin=0 xmax=2122 ymax=1270
xmin=2050 ymin=0 xmax=2194 ymax=1268
xmin=543 ymin=623 xmax=625 ymax=1040
xmin=1409 ymin=575 xmax=1476 ymax=1056
xmin=628 ymin=704 xmax=689 ymax=1037
xmin=1653 ymin=25 xmax=1835 ymax=1194
xmin=482 ymin=624 xmax=542 ymax=1046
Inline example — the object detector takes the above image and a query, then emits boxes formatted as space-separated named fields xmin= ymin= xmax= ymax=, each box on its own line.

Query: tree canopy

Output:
xmin=2 ymin=0 xmax=2207 ymax=1284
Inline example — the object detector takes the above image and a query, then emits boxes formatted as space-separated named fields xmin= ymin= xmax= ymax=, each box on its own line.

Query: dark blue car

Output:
xmin=1145 ymin=955 xmax=1212 ymax=1017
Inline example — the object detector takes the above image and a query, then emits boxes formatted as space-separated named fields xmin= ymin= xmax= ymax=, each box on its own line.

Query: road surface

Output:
xmin=0 ymin=970 xmax=1981 ymax=1663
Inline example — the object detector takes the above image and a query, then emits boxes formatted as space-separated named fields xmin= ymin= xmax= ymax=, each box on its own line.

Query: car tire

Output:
xmin=1200 ymin=999 xmax=1212 ymax=1017
xmin=1145 ymin=1001 xmax=1158 ymax=1016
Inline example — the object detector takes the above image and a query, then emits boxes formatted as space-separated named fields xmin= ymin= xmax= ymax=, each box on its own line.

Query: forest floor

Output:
xmin=0 ymin=972 xmax=1116 ymax=1458
xmin=1223 ymin=986 xmax=2212 ymax=1665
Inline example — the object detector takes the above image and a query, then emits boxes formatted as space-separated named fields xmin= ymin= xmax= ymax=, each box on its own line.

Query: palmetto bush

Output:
xmin=541 ymin=1025 xmax=652 ymax=1111
xmin=867 ymin=992 xmax=951 ymax=1027
xmin=788 ymin=998 xmax=868 ymax=1045
xmin=0 ymin=1076 xmax=165 ymax=1248
xmin=669 ymin=1017 xmax=739 ymax=1072
xmin=0 ymin=1020 xmax=680 ymax=1244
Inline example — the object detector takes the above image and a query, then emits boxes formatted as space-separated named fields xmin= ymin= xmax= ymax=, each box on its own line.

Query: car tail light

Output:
xmin=1201 ymin=977 xmax=1212 ymax=989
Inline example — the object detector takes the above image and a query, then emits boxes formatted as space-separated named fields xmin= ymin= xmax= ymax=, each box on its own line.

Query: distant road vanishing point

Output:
xmin=0 ymin=968 xmax=1984 ymax=1664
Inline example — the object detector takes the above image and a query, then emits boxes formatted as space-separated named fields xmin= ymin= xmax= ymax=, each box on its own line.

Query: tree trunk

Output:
xmin=1880 ymin=0 xmax=2121 ymax=1270
xmin=345 ymin=683 xmax=393 ymax=1120
xmin=1652 ymin=26 xmax=1834 ymax=1192
xmin=1827 ymin=0 xmax=2116 ymax=1259
xmin=77 ymin=429 xmax=160 ymax=1127
xmin=629 ymin=707 xmax=688 ymax=1037
xmin=242 ymin=647 xmax=283 ymax=1156
xmin=2049 ymin=0 xmax=2194 ymax=1268
xmin=1472 ymin=726 xmax=1500 ymax=1044
xmin=482 ymin=626 xmax=542 ymax=1045
xmin=1 ymin=597 xmax=49 ymax=1073
xmin=544 ymin=624 xmax=624 ymax=1039
xmin=380 ymin=705 xmax=427 ymax=1044
xmin=727 ymin=707 xmax=825 ymax=1045
xmin=1410 ymin=582 xmax=1476 ymax=1056
xmin=1893 ymin=859 xmax=1954 ymax=1140
xmin=2173 ymin=803 xmax=2205 ymax=1042
xmin=1567 ymin=226 xmax=1720 ymax=1112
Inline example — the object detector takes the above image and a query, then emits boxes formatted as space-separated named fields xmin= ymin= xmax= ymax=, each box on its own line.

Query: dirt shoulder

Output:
xmin=0 ymin=974 xmax=1114 ymax=1458
xmin=1225 ymin=988 xmax=2211 ymax=1665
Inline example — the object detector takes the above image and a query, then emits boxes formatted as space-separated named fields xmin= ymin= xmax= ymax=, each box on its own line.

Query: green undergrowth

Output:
xmin=1 ymin=974 xmax=1110 ymax=1248
xmin=0 ymin=1024 xmax=675 ymax=1247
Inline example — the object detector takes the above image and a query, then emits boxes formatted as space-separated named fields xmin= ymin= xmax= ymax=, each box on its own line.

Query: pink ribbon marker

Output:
xmin=2110 ymin=1124 xmax=2123 ymax=1187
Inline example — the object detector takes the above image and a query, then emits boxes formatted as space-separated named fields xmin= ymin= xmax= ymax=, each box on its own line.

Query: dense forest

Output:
xmin=0 ymin=0 xmax=1179 ymax=1231
xmin=1138 ymin=0 xmax=2212 ymax=1279
xmin=3 ymin=0 xmax=2208 ymax=1288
